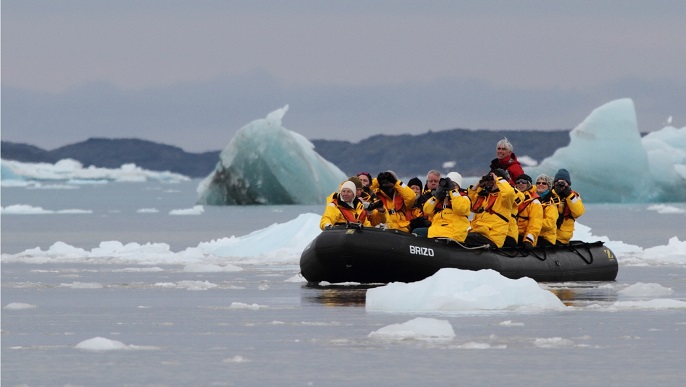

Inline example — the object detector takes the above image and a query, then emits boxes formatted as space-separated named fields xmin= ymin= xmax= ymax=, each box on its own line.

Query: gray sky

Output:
xmin=3 ymin=0 xmax=685 ymax=152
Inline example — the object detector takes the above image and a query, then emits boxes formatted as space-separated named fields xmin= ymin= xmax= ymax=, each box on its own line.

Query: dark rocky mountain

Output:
xmin=2 ymin=129 xmax=571 ymax=178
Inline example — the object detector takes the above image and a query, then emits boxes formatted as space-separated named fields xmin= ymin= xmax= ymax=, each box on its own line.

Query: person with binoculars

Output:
xmin=372 ymin=171 xmax=417 ymax=232
xmin=552 ymin=168 xmax=585 ymax=245
xmin=465 ymin=169 xmax=516 ymax=248
xmin=421 ymin=172 xmax=471 ymax=242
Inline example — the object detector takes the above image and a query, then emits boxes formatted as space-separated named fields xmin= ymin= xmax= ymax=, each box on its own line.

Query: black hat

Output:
xmin=407 ymin=177 xmax=422 ymax=189
xmin=516 ymin=173 xmax=532 ymax=183
xmin=554 ymin=169 xmax=571 ymax=185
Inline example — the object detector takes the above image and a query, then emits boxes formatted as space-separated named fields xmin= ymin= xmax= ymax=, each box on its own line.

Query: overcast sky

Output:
xmin=3 ymin=0 xmax=685 ymax=152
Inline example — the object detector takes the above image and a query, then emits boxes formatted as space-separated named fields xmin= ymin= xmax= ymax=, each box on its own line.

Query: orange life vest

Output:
xmin=380 ymin=192 xmax=414 ymax=221
xmin=333 ymin=198 xmax=367 ymax=224
xmin=471 ymin=193 xmax=508 ymax=222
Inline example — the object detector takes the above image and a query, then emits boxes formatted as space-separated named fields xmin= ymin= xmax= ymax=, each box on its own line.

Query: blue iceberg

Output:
xmin=196 ymin=105 xmax=346 ymax=205
xmin=529 ymin=98 xmax=686 ymax=203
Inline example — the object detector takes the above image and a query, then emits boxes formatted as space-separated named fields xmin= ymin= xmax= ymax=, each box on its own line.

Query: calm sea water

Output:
xmin=2 ymin=181 xmax=686 ymax=386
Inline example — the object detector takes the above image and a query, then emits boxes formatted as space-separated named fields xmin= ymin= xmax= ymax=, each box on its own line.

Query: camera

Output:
xmin=366 ymin=199 xmax=384 ymax=211
xmin=438 ymin=177 xmax=449 ymax=188
xmin=480 ymin=174 xmax=494 ymax=184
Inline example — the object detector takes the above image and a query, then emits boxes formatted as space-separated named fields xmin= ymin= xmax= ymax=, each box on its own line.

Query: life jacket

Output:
xmin=332 ymin=198 xmax=367 ymax=224
xmin=380 ymin=191 xmax=414 ymax=221
xmin=440 ymin=189 xmax=468 ymax=210
xmin=556 ymin=199 xmax=574 ymax=229
xmin=516 ymin=191 xmax=539 ymax=220
xmin=471 ymin=192 xmax=508 ymax=223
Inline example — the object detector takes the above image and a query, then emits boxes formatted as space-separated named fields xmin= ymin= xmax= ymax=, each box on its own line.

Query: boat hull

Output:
xmin=300 ymin=226 xmax=618 ymax=283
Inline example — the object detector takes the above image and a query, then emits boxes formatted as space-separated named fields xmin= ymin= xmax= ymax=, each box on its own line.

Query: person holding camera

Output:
xmin=465 ymin=169 xmax=516 ymax=248
xmin=373 ymin=171 xmax=417 ymax=232
xmin=320 ymin=181 xmax=374 ymax=230
xmin=422 ymin=172 xmax=471 ymax=242
xmin=489 ymin=138 xmax=524 ymax=186
xmin=552 ymin=169 xmax=585 ymax=245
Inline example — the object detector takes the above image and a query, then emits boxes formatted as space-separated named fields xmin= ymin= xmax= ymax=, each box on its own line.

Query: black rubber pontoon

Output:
xmin=300 ymin=225 xmax=618 ymax=284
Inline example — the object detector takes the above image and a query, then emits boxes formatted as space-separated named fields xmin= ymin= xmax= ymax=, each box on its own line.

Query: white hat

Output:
xmin=446 ymin=171 xmax=463 ymax=188
xmin=339 ymin=181 xmax=357 ymax=198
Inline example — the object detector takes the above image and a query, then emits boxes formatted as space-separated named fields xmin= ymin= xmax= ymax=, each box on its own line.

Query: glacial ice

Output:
xmin=196 ymin=105 xmax=346 ymax=205
xmin=528 ymin=98 xmax=686 ymax=203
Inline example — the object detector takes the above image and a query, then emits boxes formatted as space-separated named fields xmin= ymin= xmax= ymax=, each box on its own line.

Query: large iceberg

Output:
xmin=529 ymin=99 xmax=686 ymax=203
xmin=196 ymin=105 xmax=346 ymax=205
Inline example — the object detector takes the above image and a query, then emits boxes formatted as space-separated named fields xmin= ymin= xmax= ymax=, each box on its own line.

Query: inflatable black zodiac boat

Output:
xmin=300 ymin=224 xmax=618 ymax=284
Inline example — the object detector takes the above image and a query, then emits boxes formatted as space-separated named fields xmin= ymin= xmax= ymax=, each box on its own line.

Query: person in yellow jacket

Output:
xmin=506 ymin=186 xmax=523 ymax=247
xmin=465 ymin=169 xmax=515 ymax=248
xmin=373 ymin=171 xmax=417 ymax=232
xmin=514 ymin=174 xmax=543 ymax=250
xmin=534 ymin=174 xmax=559 ymax=246
xmin=423 ymin=172 xmax=471 ymax=242
xmin=552 ymin=169 xmax=584 ymax=244
xmin=320 ymin=181 xmax=373 ymax=230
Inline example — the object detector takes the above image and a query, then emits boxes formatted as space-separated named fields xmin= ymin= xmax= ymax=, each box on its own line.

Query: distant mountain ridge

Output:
xmin=1 ymin=129 xmax=572 ymax=178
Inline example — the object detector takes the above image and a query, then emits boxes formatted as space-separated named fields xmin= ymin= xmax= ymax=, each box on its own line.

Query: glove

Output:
xmin=377 ymin=172 xmax=396 ymax=186
xmin=554 ymin=182 xmax=572 ymax=197
xmin=435 ymin=186 xmax=447 ymax=201
xmin=522 ymin=241 xmax=534 ymax=251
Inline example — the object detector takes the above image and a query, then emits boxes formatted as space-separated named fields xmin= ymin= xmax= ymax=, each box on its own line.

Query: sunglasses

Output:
xmin=515 ymin=180 xmax=529 ymax=184
xmin=536 ymin=182 xmax=548 ymax=185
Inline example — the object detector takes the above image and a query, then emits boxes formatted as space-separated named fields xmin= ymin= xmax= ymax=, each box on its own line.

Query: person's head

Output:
xmin=339 ymin=181 xmax=356 ymax=203
xmin=496 ymin=138 xmax=513 ymax=160
xmin=554 ymin=168 xmax=571 ymax=187
xmin=515 ymin=173 xmax=532 ymax=192
xmin=446 ymin=171 xmax=463 ymax=189
xmin=425 ymin=170 xmax=441 ymax=190
xmin=348 ymin=176 xmax=364 ymax=198
xmin=407 ymin=177 xmax=423 ymax=195
xmin=356 ymin=172 xmax=372 ymax=187
xmin=535 ymin=174 xmax=553 ymax=194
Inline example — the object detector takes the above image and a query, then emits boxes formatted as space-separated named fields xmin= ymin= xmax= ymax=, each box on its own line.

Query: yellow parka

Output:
xmin=423 ymin=189 xmax=471 ymax=242
xmin=375 ymin=181 xmax=417 ymax=232
xmin=536 ymin=191 xmax=559 ymax=245
xmin=320 ymin=195 xmax=371 ymax=230
xmin=555 ymin=190 xmax=585 ymax=244
xmin=508 ymin=189 xmax=524 ymax=243
xmin=516 ymin=186 xmax=544 ymax=245
xmin=467 ymin=177 xmax=515 ymax=248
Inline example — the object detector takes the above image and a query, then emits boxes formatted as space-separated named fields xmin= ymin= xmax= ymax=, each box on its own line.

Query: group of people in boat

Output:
xmin=320 ymin=138 xmax=584 ymax=249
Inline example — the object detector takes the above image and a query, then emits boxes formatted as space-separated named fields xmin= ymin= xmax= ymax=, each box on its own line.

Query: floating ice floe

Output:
xmin=368 ymin=317 xmax=456 ymax=341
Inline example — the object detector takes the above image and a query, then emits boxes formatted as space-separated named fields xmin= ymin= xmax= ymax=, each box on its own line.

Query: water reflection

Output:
xmin=302 ymin=284 xmax=378 ymax=307
xmin=545 ymin=282 xmax=619 ymax=306
xmin=302 ymin=281 xmax=620 ymax=308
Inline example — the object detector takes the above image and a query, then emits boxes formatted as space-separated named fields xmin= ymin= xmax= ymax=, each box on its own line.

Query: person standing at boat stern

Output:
xmin=374 ymin=171 xmax=417 ymax=232
xmin=534 ymin=174 xmax=559 ymax=247
xmin=514 ymin=173 xmax=543 ymax=251
xmin=552 ymin=169 xmax=584 ymax=244
xmin=320 ymin=181 xmax=375 ymax=230
xmin=490 ymin=138 xmax=524 ymax=186
xmin=465 ymin=169 xmax=515 ymax=248
xmin=423 ymin=172 xmax=471 ymax=242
